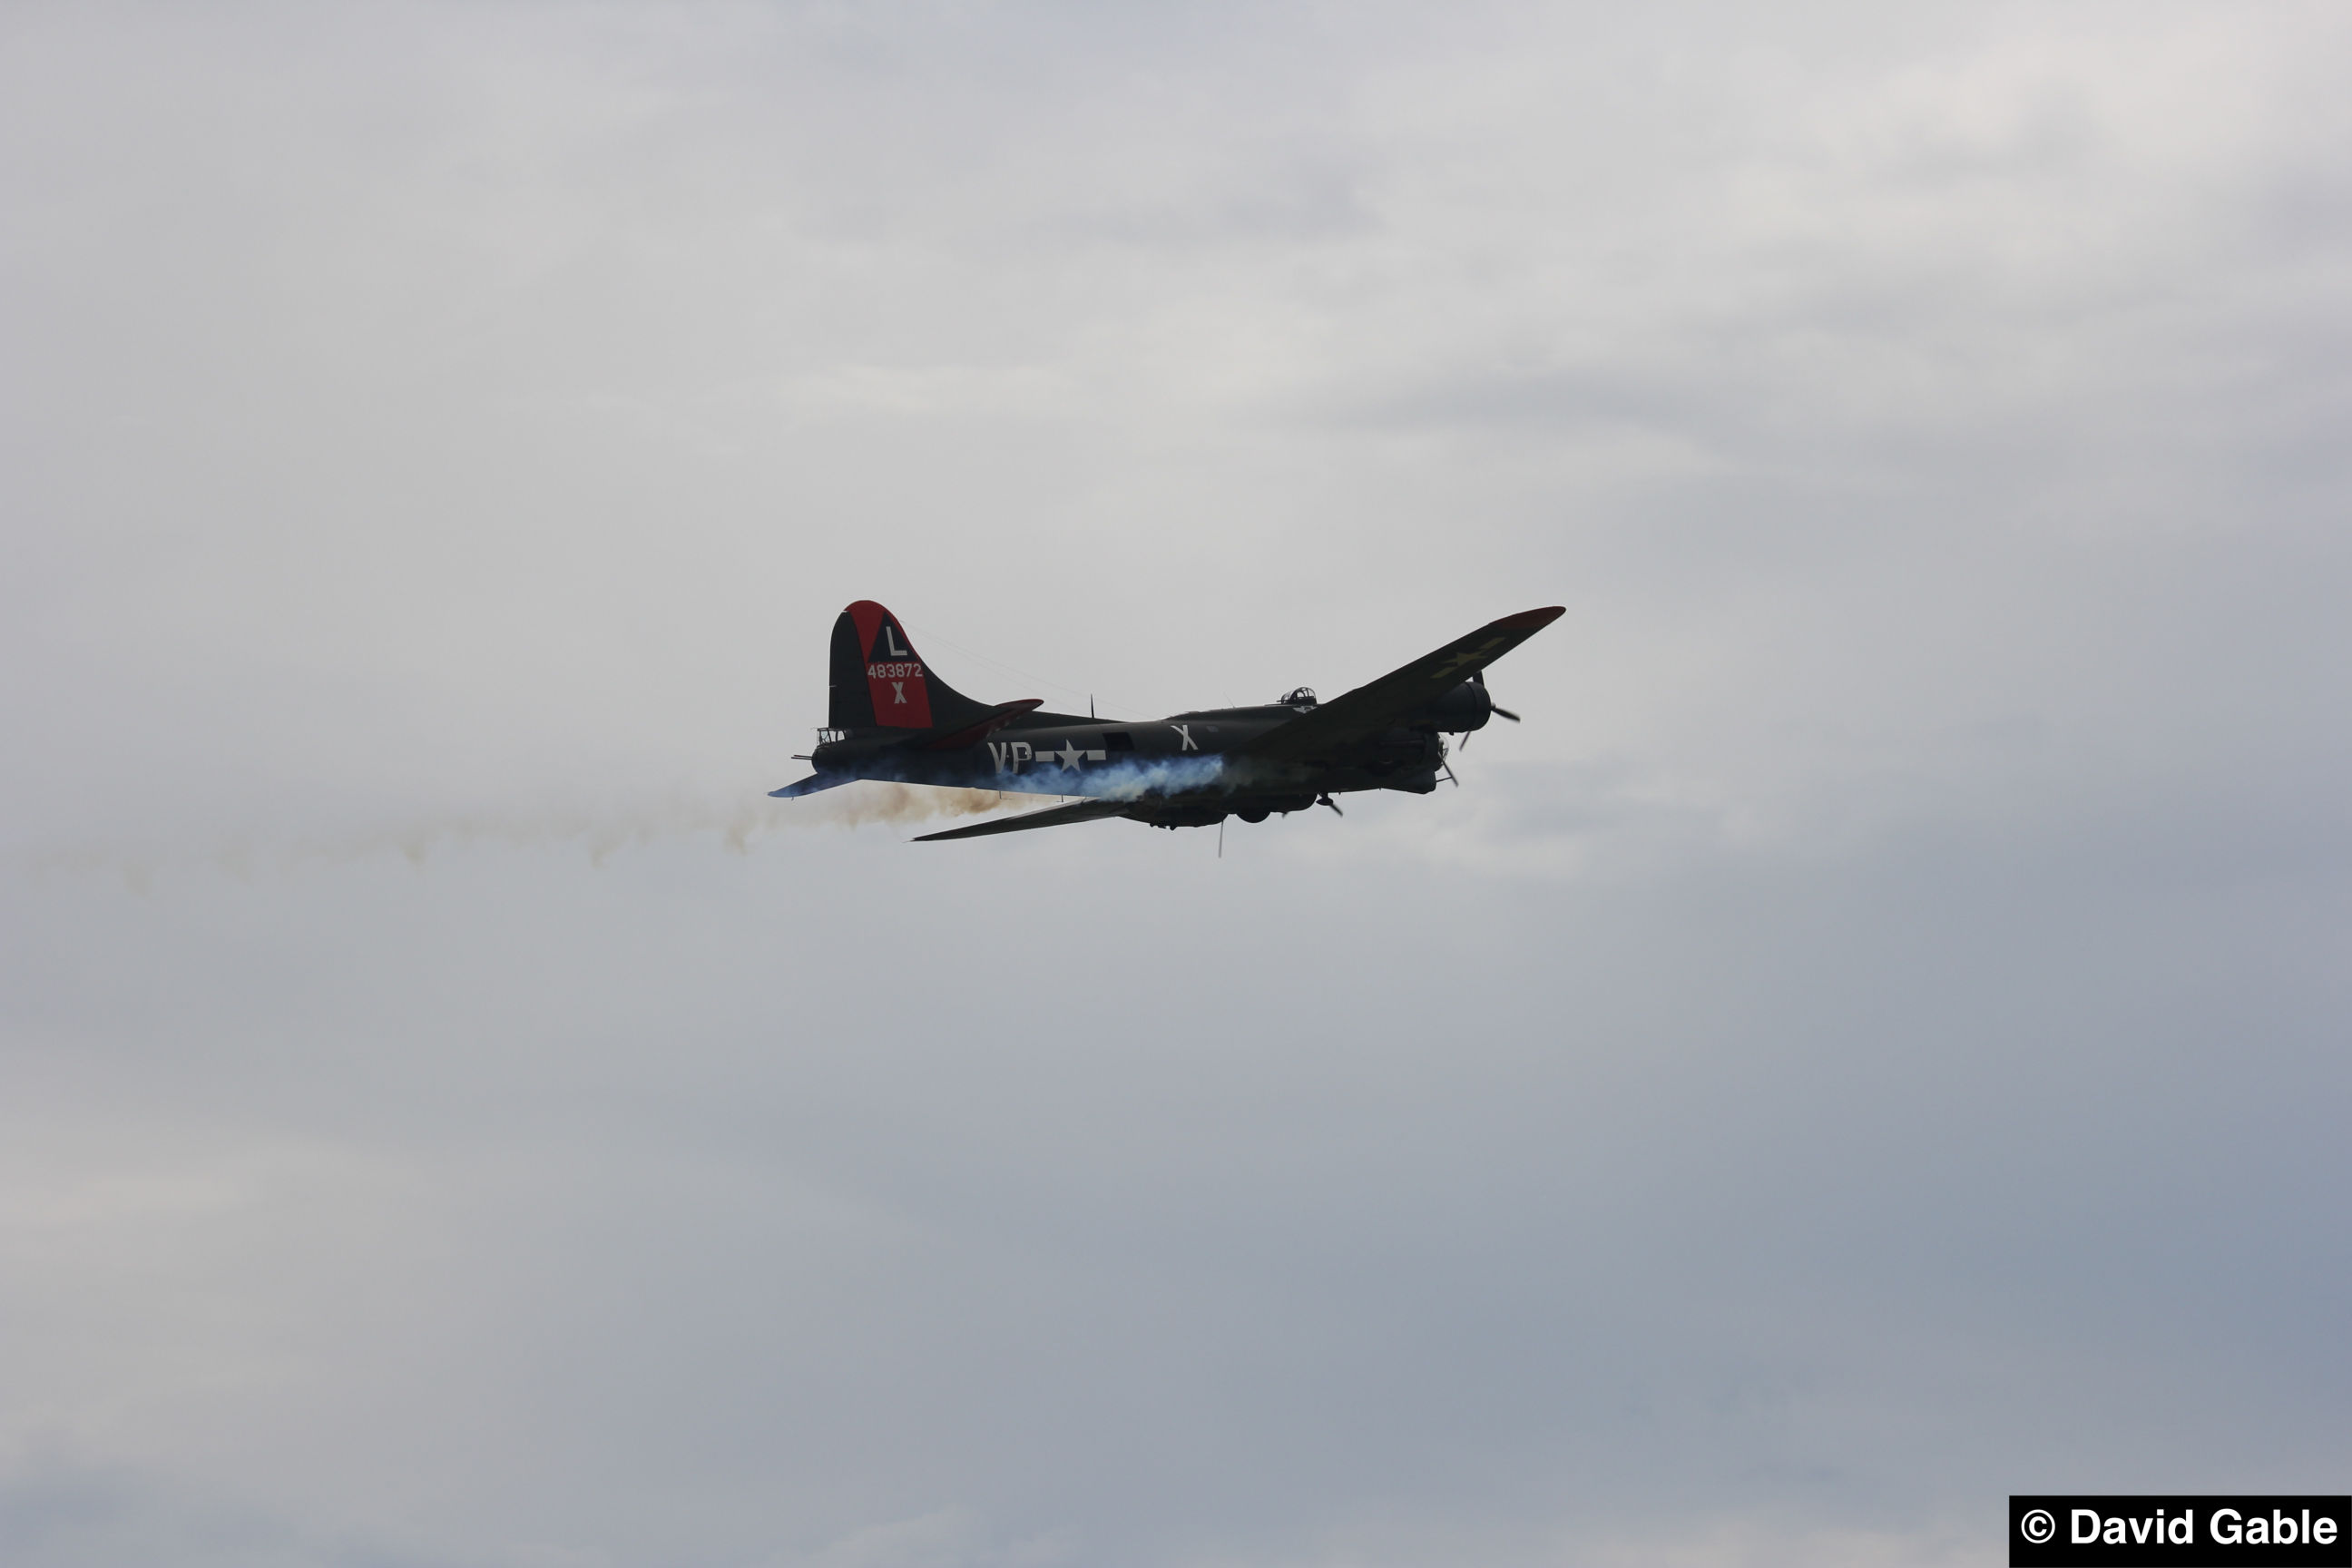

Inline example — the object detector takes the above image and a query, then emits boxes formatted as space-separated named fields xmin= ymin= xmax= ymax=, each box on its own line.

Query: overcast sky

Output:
xmin=4 ymin=4 xmax=2348 ymax=1565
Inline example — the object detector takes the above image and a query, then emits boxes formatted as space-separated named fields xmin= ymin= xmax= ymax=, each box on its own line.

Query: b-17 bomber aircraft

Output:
xmin=769 ymin=600 xmax=1564 ymax=841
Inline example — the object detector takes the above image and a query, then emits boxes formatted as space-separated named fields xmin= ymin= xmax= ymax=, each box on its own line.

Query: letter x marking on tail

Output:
xmin=892 ymin=681 xmax=906 ymax=704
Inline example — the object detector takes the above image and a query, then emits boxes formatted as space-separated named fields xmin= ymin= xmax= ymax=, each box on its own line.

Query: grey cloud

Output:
xmin=3 ymin=4 xmax=2348 ymax=1566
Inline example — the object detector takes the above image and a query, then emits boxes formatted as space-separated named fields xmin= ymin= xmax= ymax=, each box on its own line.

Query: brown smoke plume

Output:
xmin=17 ymin=782 xmax=1059 ymax=887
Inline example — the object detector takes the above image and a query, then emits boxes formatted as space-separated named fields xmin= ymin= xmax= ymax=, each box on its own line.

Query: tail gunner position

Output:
xmin=770 ymin=600 xmax=1565 ymax=841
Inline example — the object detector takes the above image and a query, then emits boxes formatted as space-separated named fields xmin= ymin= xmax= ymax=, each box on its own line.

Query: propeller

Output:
xmin=1317 ymin=794 xmax=1344 ymax=817
xmin=1474 ymin=668 xmax=1522 ymax=723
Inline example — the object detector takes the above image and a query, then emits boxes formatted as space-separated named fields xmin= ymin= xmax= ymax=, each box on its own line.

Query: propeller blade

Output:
xmin=1317 ymin=794 xmax=1344 ymax=817
xmin=1475 ymin=670 xmax=1520 ymax=721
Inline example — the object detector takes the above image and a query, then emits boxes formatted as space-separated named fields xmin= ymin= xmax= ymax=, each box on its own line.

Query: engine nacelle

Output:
xmin=1416 ymin=679 xmax=1494 ymax=733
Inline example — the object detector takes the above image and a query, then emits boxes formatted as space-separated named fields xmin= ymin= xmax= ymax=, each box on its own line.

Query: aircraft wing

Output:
xmin=912 ymin=798 xmax=1133 ymax=842
xmin=1240 ymin=605 xmax=1565 ymax=765
xmin=769 ymin=773 xmax=848 ymax=799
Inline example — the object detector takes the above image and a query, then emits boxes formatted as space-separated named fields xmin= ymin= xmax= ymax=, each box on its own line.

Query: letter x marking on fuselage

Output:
xmin=1172 ymin=723 xmax=1197 ymax=750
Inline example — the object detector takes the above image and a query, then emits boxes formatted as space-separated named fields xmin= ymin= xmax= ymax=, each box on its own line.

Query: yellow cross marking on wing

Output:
xmin=1433 ymin=637 xmax=1506 ymax=679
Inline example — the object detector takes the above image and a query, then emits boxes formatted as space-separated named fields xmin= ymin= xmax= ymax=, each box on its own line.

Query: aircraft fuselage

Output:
xmin=771 ymin=600 xmax=1559 ymax=837
xmin=809 ymin=700 xmax=1458 ymax=824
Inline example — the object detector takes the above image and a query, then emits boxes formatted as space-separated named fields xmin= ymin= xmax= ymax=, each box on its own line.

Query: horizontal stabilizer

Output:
xmin=913 ymin=799 xmax=1132 ymax=841
xmin=769 ymin=774 xmax=848 ymax=799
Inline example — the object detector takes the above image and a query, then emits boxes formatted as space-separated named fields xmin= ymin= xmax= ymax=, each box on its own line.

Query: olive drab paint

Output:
xmin=786 ymin=599 xmax=1566 ymax=841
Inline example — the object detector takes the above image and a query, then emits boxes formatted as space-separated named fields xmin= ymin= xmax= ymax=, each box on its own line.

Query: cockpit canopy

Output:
xmin=1278 ymin=686 xmax=1318 ymax=709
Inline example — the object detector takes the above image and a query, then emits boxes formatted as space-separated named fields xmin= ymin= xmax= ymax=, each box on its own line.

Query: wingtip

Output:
xmin=1494 ymin=605 xmax=1567 ymax=631
xmin=909 ymin=817 xmax=1016 ymax=843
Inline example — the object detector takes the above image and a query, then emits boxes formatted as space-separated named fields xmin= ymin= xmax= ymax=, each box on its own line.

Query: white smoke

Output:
xmin=848 ymin=753 xmax=1238 ymax=804
xmin=992 ymin=754 xmax=1233 ymax=802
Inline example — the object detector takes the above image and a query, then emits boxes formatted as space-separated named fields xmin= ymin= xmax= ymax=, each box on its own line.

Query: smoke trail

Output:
xmin=14 ymin=781 xmax=1045 ymax=885
xmin=15 ymin=760 xmax=1258 ymax=887
xmin=1061 ymin=754 xmax=1231 ymax=801
xmin=805 ymin=783 xmax=1040 ymax=829
xmin=281 ymin=782 xmax=1037 ymax=866
xmin=861 ymin=754 xmax=1236 ymax=803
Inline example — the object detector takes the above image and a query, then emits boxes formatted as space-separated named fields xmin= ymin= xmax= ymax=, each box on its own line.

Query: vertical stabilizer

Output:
xmin=827 ymin=602 xmax=991 ymax=733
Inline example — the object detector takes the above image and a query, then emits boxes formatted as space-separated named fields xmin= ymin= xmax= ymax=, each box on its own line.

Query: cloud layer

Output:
xmin=4 ymin=4 xmax=2348 ymax=1564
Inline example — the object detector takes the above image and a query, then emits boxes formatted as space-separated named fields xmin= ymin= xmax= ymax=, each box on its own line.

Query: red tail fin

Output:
xmin=826 ymin=602 xmax=992 ymax=733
